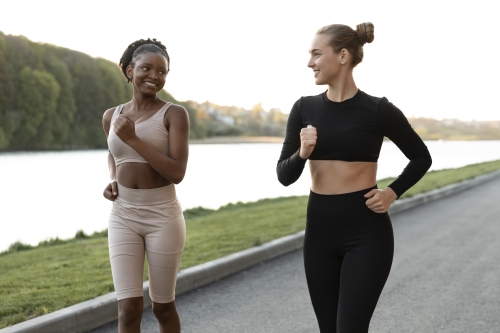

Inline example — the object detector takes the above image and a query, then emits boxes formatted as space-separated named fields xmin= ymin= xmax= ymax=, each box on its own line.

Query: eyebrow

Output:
xmin=139 ymin=62 xmax=167 ymax=70
xmin=309 ymin=49 xmax=323 ymax=54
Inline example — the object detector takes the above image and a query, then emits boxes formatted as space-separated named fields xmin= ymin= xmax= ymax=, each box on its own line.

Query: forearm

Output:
xmin=277 ymin=149 xmax=307 ymax=186
xmin=128 ymin=138 xmax=187 ymax=184
xmin=107 ymin=152 xmax=117 ymax=182
xmin=388 ymin=149 xmax=432 ymax=198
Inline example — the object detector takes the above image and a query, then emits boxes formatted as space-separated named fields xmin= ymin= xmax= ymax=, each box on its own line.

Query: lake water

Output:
xmin=1 ymin=140 xmax=500 ymax=251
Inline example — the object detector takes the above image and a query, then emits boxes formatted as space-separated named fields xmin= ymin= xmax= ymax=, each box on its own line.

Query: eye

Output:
xmin=314 ymin=53 xmax=321 ymax=58
xmin=141 ymin=66 xmax=149 ymax=71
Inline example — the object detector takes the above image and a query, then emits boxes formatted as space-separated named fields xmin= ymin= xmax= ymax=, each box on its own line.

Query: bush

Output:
xmin=74 ymin=230 xmax=88 ymax=239
xmin=6 ymin=241 xmax=33 ymax=253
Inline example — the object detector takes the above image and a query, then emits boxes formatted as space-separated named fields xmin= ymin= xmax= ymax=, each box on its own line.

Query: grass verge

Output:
xmin=1 ymin=159 xmax=500 ymax=328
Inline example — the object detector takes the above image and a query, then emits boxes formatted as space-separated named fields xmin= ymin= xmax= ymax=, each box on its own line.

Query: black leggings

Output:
xmin=303 ymin=186 xmax=394 ymax=333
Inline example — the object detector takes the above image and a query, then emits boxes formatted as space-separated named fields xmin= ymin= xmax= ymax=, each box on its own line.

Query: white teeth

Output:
xmin=144 ymin=82 xmax=157 ymax=87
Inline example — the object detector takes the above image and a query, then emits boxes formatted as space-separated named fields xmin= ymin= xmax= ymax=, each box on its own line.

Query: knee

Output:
xmin=118 ymin=298 xmax=143 ymax=325
xmin=152 ymin=301 xmax=176 ymax=323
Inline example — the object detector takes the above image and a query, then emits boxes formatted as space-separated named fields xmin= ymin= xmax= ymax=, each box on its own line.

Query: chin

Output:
xmin=141 ymin=90 xmax=159 ymax=97
xmin=314 ymin=78 xmax=326 ymax=85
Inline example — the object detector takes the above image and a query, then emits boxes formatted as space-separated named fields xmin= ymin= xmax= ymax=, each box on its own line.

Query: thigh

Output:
xmin=303 ymin=221 xmax=342 ymax=333
xmin=145 ymin=201 xmax=186 ymax=304
xmin=337 ymin=217 xmax=394 ymax=332
xmin=108 ymin=217 xmax=145 ymax=300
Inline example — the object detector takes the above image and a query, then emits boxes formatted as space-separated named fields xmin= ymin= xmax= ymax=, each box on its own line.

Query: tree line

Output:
xmin=10 ymin=32 xmax=493 ymax=151
xmin=410 ymin=117 xmax=500 ymax=141
xmin=0 ymin=32 xmax=218 ymax=150
xmin=0 ymin=32 xmax=290 ymax=151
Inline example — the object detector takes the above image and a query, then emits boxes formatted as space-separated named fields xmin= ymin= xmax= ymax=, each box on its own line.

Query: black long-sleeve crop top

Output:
xmin=276 ymin=90 xmax=432 ymax=198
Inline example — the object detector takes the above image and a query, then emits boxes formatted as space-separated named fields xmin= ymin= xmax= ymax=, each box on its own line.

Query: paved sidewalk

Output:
xmin=90 ymin=177 xmax=500 ymax=333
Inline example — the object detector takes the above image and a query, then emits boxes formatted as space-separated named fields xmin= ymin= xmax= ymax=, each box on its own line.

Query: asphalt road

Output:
xmin=89 ymin=177 xmax=500 ymax=333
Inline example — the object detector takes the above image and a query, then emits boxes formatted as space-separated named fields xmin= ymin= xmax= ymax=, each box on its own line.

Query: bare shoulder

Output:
xmin=103 ymin=107 xmax=116 ymax=123
xmin=165 ymin=103 xmax=189 ymax=123
xmin=102 ymin=107 xmax=117 ymax=133
xmin=164 ymin=103 xmax=189 ymax=133
xmin=167 ymin=103 xmax=188 ymax=118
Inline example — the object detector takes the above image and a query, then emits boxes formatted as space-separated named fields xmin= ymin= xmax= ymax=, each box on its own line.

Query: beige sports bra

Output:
xmin=108 ymin=102 xmax=172 ymax=166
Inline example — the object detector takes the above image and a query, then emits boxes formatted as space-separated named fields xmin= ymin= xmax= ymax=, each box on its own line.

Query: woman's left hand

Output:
xmin=113 ymin=115 xmax=137 ymax=145
xmin=364 ymin=187 xmax=398 ymax=213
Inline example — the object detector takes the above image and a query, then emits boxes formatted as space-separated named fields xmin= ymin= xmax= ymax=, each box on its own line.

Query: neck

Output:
xmin=326 ymin=70 xmax=358 ymax=102
xmin=130 ymin=92 xmax=160 ymax=112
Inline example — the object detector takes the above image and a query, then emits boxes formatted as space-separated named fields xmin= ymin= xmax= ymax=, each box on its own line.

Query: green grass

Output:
xmin=1 ymin=159 xmax=500 ymax=328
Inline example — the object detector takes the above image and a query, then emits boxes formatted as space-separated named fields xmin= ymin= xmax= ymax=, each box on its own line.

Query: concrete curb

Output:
xmin=388 ymin=169 xmax=500 ymax=215
xmin=3 ymin=169 xmax=500 ymax=333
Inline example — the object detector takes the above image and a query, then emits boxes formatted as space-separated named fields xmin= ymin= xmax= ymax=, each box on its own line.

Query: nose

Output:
xmin=307 ymin=56 xmax=314 ymax=68
xmin=149 ymin=70 xmax=158 ymax=80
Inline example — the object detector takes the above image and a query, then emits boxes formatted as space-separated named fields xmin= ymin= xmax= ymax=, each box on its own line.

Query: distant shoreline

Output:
xmin=189 ymin=136 xmax=284 ymax=144
xmin=2 ymin=138 xmax=500 ymax=153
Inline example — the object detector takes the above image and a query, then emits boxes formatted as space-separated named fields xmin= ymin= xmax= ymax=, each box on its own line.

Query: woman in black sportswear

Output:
xmin=277 ymin=23 xmax=432 ymax=332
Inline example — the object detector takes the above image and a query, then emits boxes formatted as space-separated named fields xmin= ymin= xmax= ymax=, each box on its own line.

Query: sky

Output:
xmin=1 ymin=0 xmax=499 ymax=120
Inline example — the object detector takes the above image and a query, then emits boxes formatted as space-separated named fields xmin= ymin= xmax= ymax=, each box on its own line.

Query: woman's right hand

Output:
xmin=299 ymin=125 xmax=317 ymax=159
xmin=103 ymin=181 xmax=118 ymax=201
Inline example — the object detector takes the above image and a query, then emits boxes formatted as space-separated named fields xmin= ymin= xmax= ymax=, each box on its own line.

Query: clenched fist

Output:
xmin=103 ymin=181 xmax=118 ymax=201
xmin=113 ymin=115 xmax=137 ymax=145
xmin=299 ymin=125 xmax=317 ymax=159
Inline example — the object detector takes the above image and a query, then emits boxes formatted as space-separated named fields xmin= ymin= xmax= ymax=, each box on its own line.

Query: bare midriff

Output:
xmin=116 ymin=163 xmax=172 ymax=189
xmin=309 ymin=160 xmax=377 ymax=194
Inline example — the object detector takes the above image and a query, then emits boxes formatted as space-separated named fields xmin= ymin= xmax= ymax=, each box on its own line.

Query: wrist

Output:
xmin=298 ymin=148 xmax=308 ymax=160
xmin=385 ymin=187 xmax=398 ymax=201
xmin=125 ymin=136 xmax=140 ymax=147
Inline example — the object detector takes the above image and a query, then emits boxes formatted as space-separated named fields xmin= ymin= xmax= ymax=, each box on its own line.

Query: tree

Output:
xmin=0 ymin=46 xmax=14 ymax=148
xmin=43 ymin=56 xmax=77 ymax=146
xmin=10 ymin=67 xmax=60 ymax=148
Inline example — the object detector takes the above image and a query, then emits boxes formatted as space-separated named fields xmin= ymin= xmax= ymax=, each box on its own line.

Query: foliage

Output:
xmin=185 ymin=100 xmax=288 ymax=138
xmin=1 ymin=160 xmax=499 ymax=327
xmin=1 ymin=32 xmax=498 ymax=151
xmin=0 ymin=32 xmax=206 ymax=150
xmin=409 ymin=117 xmax=500 ymax=140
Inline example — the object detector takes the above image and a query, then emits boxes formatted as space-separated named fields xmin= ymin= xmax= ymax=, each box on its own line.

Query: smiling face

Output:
xmin=307 ymin=34 xmax=350 ymax=86
xmin=126 ymin=52 xmax=169 ymax=95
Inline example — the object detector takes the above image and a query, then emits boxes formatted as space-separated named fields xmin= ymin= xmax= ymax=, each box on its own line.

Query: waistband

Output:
xmin=307 ymin=185 xmax=387 ymax=225
xmin=116 ymin=183 xmax=176 ymax=205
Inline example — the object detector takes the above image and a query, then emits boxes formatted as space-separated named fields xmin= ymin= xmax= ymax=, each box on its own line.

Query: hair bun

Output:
xmin=356 ymin=22 xmax=374 ymax=46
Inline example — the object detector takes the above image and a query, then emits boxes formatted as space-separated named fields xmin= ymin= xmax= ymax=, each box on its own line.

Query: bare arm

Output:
xmin=113 ymin=104 xmax=189 ymax=184
xmin=102 ymin=108 xmax=118 ymax=200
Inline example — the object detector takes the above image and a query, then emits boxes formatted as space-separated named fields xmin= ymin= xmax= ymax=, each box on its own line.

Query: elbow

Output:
xmin=276 ymin=169 xmax=292 ymax=187
xmin=416 ymin=147 xmax=432 ymax=172
xmin=168 ymin=170 xmax=186 ymax=185
xmin=278 ymin=176 xmax=292 ymax=187
xmin=423 ymin=150 xmax=432 ymax=171
xmin=276 ymin=161 xmax=297 ymax=187
xmin=172 ymin=178 xmax=183 ymax=185
xmin=171 ymin=174 xmax=185 ymax=184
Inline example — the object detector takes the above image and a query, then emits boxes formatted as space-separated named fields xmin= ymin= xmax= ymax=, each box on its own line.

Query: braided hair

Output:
xmin=119 ymin=38 xmax=170 ymax=83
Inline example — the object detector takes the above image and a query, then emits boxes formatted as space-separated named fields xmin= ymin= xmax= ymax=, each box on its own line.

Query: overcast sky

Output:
xmin=2 ymin=0 xmax=498 ymax=120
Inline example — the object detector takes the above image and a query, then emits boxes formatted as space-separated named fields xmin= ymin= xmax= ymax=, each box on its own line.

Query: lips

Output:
xmin=144 ymin=82 xmax=157 ymax=87
xmin=313 ymin=70 xmax=319 ymax=77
